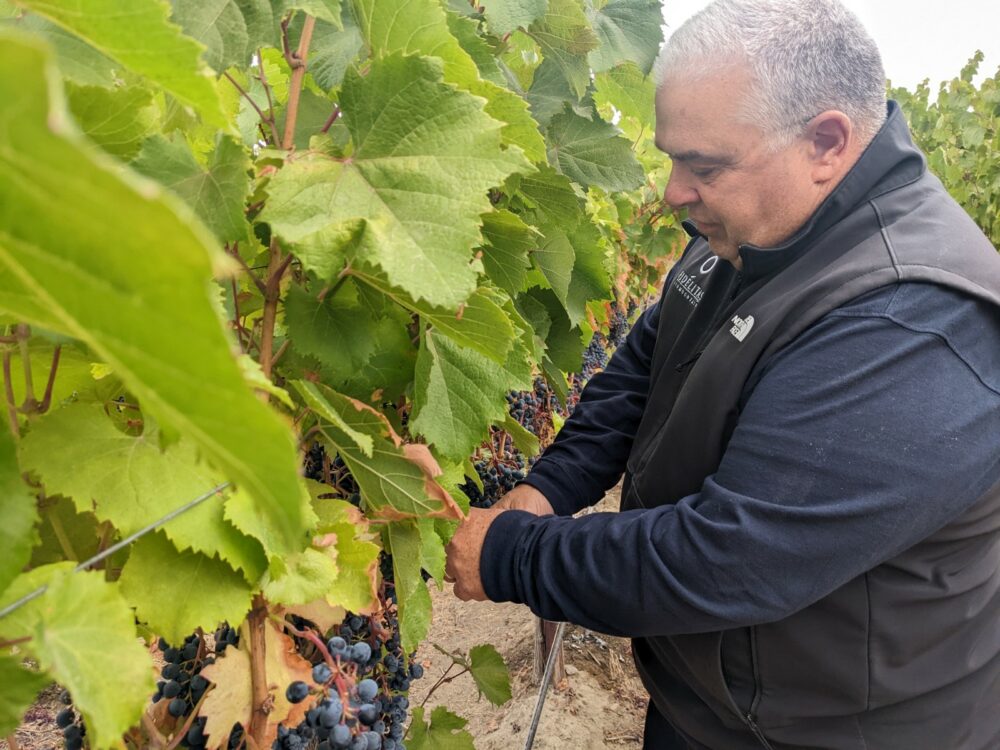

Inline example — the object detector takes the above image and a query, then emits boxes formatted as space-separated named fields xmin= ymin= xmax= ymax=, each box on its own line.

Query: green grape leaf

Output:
xmin=263 ymin=547 xmax=339 ymax=606
xmin=65 ymin=83 xmax=159 ymax=160
xmin=313 ymin=499 xmax=380 ymax=613
xmin=296 ymin=382 xmax=463 ymax=521
xmin=352 ymin=0 xmax=545 ymax=164
xmin=30 ymin=570 xmax=155 ymax=750
xmin=284 ymin=281 xmax=379 ymax=388
xmin=586 ymin=0 xmax=663 ymax=75
xmin=8 ymin=14 xmax=119 ymax=87
xmin=170 ymin=0 xmax=274 ymax=73
xmin=445 ymin=11 xmax=504 ymax=85
xmin=0 ymin=655 xmax=48 ymax=736
xmin=280 ymin=0 xmax=344 ymax=26
xmin=479 ymin=210 xmax=539 ymax=295
xmin=481 ymin=0 xmax=547 ymax=36
xmin=511 ymin=164 xmax=585 ymax=228
xmin=526 ymin=0 xmax=598 ymax=99
xmin=593 ymin=62 xmax=655 ymax=129
xmin=294 ymin=379 xmax=373 ymax=455
xmin=534 ymin=214 xmax=611 ymax=325
xmin=0 ymin=35 xmax=310 ymax=557
xmin=18 ymin=0 xmax=227 ymax=128
xmin=417 ymin=517 xmax=447 ymax=584
xmin=352 ymin=272 xmax=516 ymax=365
xmin=119 ymin=531 xmax=254 ymax=644
xmin=468 ymin=644 xmax=512 ymax=705
xmin=502 ymin=412 xmax=540 ymax=457
xmin=411 ymin=331 xmax=519 ymax=460
xmin=307 ymin=14 xmax=364 ymax=91
xmin=263 ymin=53 xmax=529 ymax=309
xmin=386 ymin=521 xmax=432 ymax=652
xmin=407 ymin=706 xmax=475 ymax=750
xmin=31 ymin=496 xmax=101 ymax=568
xmin=0 ymin=563 xmax=74 ymax=642
xmin=526 ymin=56 xmax=590 ymax=128
xmin=224 ymin=485 xmax=318 ymax=562
xmin=546 ymin=108 xmax=645 ymax=191
xmin=467 ymin=78 xmax=547 ymax=164
xmin=132 ymin=133 xmax=251 ymax=244
xmin=19 ymin=403 xmax=267 ymax=581
xmin=528 ymin=287 xmax=586 ymax=372
xmin=0 ymin=424 xmax=39 ymax=599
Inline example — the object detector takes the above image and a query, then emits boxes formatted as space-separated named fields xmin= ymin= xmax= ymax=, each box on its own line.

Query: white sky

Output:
xmin=662 ymin=0 xmax=1000 ymax=90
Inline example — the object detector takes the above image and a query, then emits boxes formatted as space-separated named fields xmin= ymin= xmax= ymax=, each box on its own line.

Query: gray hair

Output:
xmin=654 ymin=0 xmax=887 ymax=148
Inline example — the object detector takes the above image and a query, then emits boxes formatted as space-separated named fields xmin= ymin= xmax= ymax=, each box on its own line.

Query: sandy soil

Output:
xmin=3 ymin=491 xmax=648 ymax=750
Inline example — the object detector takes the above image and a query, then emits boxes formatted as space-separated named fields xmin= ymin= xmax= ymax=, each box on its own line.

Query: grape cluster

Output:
xmin=56 ymin=690 xmax=85 ymax=750
xmin=304 ymin=443 xmax=359 ymax=503
xmin=273 ymin=610 xmax=423 ymax=750
xmin=151 ymin=634 xmax=215 ymax=748
xmin=459 ymin=455 xmax=526 ymax=509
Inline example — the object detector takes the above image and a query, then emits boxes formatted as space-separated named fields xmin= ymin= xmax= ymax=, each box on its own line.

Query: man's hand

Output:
xmin=444 ymin=484 xmax=554 ymax=601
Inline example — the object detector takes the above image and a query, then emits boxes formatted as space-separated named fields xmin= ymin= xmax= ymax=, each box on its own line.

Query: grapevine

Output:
xmin=0 ymin=0 xmax=679 ymax=748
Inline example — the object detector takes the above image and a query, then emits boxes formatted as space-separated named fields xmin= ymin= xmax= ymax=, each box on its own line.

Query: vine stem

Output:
xmin=282 ymin=15 xmax=317 ymax=150
xmin=6 ymin=733 xmax=21 ymax=750
xmin=38 ymin=345 xmax=61 ymax=413
xmin=16 ymin=324 xmax=34 ymax=411
xmin=247 ymin=596 xmax=270 ymax=747
xmin=418 ymin=663 xmax=470 ymax=707
xmin=0 ymin=636 xmax=31 ymax=649
xmin=223 ymin=71 xmax=280 ymax=145
xmin=164 ymin=687 xmax=211 ymax=750
xmin=259 ymin=240 xmax=293 ymax=386
xmin=3 ymin=350 xmax=19 ymax=435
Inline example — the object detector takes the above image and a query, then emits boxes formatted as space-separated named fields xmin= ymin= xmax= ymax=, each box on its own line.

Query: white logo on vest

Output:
xmin=730 ymin=314 xmax=754 ymax=342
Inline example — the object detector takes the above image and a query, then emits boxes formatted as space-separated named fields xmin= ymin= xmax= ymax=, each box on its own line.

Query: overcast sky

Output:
xmin=662 ymin=0 xmax=1000 ymax=90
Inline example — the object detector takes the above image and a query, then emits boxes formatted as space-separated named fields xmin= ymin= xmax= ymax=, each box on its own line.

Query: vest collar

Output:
xmin=681 ymin=101 xmax=927 ymax=284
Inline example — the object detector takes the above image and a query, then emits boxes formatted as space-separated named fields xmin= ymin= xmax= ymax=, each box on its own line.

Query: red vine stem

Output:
xmin=223 ymin=71 xmax=281 ymax=145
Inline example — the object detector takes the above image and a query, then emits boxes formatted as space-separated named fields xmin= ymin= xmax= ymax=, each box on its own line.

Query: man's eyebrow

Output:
xmin=668 ymin=150 xmax=733 ymax=165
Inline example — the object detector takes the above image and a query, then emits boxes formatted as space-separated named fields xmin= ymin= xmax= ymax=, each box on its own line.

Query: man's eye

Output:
xmin=690 ymin=166 xmax=718 ymax=179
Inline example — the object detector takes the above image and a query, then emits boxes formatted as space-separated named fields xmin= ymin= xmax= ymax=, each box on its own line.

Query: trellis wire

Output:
xmin=0 ymin=481 xmax=231 ymax=620
xmin=523 ymin=619 xmax=567 ymax=750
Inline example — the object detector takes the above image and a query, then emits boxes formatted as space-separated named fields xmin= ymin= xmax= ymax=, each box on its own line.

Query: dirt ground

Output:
xmin=409 ymin=487 xmax=650 ymax=749
xmin=3 ymin=491 xmax=647 ymax=750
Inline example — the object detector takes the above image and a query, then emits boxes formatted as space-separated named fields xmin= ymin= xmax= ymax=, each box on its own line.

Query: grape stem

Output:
xmin=164 ymin=687 xmax=212 ymax=750
xmin=0 ymin=636 xmax=30 ymax=649
xmin=6 ymin=733 xmax=21 ymax=750
xmin=418 ymin=663 xmax=469 ymax=707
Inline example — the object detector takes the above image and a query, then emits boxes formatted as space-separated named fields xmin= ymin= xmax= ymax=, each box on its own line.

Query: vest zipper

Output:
xmin=744 ymin=712 xmax=774 ymax=750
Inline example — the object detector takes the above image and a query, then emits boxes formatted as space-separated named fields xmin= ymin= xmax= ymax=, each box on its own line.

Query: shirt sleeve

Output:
xmin=521 ymin=296 xmax=662 ymax=515
xmin=480 ymin=295 xmax=1000 ymax=637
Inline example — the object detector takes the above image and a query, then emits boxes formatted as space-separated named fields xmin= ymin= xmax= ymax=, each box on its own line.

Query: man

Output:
xmin=445 ymin=0 xmax=1000 ymax=747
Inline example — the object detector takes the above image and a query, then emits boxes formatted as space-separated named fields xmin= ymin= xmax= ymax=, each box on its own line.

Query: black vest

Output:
xmin=623 ymin=103 xmax=1000 ymax=749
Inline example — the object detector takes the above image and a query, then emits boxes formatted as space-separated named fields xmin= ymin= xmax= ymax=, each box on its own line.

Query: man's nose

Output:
xmin=663 ymin=166 xmax=698 ymax=209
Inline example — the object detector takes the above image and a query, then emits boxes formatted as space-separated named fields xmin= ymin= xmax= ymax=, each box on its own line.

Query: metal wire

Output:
xmin=0 ymin=481 xmax=231 ymax=620
xmin=523 ymin=619 xmax=567 ymax=750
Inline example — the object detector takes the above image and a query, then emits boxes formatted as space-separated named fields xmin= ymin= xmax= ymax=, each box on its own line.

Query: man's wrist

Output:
xmin=479 ymin=509 xmax=538 ymax=603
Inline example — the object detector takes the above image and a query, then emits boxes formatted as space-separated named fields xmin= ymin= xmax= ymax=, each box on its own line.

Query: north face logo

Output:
xmin=730 ymin=314 xmax=754 ymax=342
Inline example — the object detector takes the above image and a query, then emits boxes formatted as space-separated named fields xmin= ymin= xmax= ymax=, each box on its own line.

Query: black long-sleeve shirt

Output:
xmin=480 ymin=280 xmax=1000 ymax=637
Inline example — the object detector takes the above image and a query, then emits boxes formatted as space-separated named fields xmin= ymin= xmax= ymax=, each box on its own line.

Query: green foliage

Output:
xmin=892 ymin=52 xmax=1000 ymax=248
xmin=468 ymin=644 xmax=513 ymax=705
xmin=0 ymin=0 xmax=684 ymax=743
xmin=408 ymin=706 xmax=476 ymax=750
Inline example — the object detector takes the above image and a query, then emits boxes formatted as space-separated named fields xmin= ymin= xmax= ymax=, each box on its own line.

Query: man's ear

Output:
xmin=805 ymin=110 xmax=853 ymax=183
